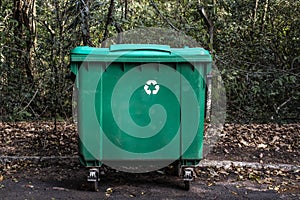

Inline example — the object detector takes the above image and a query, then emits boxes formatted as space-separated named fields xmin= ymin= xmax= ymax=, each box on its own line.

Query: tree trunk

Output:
xmin=13 ymin=0 xmax=36 ymax=84
xmin=252 ymin=0 xmax=259 ymax=30
xmin=261 ymin=0 xmax=269 ymax=33
xmin=101 ymin=0 xmax=115 ymax=47
xmin=80 ymin=0 xmax=93 ymax=46
xmin=199 ymin=6 xmax=214 ymax=122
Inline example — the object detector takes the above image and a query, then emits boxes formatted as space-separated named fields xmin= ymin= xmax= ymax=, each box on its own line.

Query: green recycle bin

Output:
xmin=70 ymin=44 xmax=212 ymax=190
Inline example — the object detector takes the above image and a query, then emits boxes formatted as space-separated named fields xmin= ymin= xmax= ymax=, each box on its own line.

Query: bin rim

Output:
xmin=70 ymin=44 xmax=212 ymax=63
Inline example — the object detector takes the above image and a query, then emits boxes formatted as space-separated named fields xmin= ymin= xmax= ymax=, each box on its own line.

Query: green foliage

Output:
xmin=215 ymin=0 xmax=300 ymax=122
xmin=0 ymin=0 xmax=299 ymax=123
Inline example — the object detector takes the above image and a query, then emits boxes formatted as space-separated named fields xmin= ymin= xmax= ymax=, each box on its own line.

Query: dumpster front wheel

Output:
xmin=183 ymin=168 xmax=193 ymax=191
xmin=87 ymin=168 xmax=100 ymax=192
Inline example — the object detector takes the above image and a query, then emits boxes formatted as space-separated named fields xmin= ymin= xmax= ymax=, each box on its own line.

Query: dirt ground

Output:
xmin=1 ymin=160 xmax=299 ymax=200
xmin=0 ymin=122 xmax=299 ymax=199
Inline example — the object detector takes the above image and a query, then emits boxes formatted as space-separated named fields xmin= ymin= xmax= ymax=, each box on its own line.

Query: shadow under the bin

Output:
xmin=46 ymin=168 xmax=185 ymax=192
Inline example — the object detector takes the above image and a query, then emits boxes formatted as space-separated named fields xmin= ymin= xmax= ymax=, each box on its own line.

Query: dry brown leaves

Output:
xmin=0 ymin=121 xmax=299 ymax=193
xmin=209 ymin=123 xmax=300 ymax=165
xmin=0 ymin=121 xmax=77 ymax=157
xmin=196 ymin=164 xmax=300 ymax=194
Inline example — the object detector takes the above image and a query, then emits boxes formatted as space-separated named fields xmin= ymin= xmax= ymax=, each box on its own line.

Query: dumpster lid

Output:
xmin=109 ymin=44 xmax=171 ymax=53
xmin=71 ymin=44 xmax=211 ymax=62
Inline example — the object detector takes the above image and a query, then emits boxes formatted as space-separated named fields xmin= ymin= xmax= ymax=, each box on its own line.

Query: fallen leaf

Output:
xmin=207 ymin=182 xmax=214 ymax=186
xmin=12 ymin=178 xmax=18 ymax=183
xmin=53 ymin=187 xmax=69 ymax=191
xmin=224 ymin=148 xmax=229 ymax=154
xmin=25 ymin=184 xmax=34 ymax=189
xmin=257 ymin=144 xmax=268 ymax=148
xmin=240 ymin=139 xmax=249 ymax=146
xmin=270 ymin=136 xmax=280 ymax=144
xmin=274 ymin=185 xmax=280 ymax=192
xmin=106 ymin=187 xmax=113 ymax=194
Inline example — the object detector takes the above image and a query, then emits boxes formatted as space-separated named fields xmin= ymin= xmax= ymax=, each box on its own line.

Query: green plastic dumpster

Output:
xmin=70 ymin=44 xmax=212 ymax=190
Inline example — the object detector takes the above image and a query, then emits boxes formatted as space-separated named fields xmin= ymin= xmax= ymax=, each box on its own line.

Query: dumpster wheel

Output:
xmin=183 ymin=168 xmax=194 ymax=191
xmin=87 ymin=168 xmax=100 ymax=192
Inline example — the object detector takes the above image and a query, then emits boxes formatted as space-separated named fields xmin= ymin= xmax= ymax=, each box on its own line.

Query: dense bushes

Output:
xmin=0 ymin=0 xmax=299 ymax=123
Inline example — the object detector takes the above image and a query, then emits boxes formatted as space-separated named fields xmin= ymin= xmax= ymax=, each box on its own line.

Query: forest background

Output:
xmin=0 ymin=0 xmax=299 ymax=123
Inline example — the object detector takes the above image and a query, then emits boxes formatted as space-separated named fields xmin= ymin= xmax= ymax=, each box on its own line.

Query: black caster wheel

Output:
xmin=88 ymin=168 xmax=100 ymax=192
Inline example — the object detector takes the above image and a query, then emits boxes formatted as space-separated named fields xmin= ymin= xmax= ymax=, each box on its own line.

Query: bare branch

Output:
xmin=198 ymin=7 xmax=214 ymax=52
xmin=252 ymin=0 xmax=259 ymax=29
xmin=80 ymin=0 xmax=93 ymax=46
xmin=261 ymin=0 xmax=269 ymax=33
xmin=275 ymin=97 xmax=292 ymax=114
xmin=18 ymin=89 xmax=39 ymax=114
xmin=114 ymin=22 xmax=123 ymax=44
xmin=149 ymin=0 xmax=179 ymax=31
xmin=101 ymin=0 xmax=115 ymax=47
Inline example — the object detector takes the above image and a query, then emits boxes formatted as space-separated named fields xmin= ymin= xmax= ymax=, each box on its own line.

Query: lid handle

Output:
xmin=109 ymin=44 xmax=171 ymax=53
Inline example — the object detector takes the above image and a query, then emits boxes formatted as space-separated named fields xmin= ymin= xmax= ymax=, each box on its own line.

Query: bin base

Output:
xmin=79 ymin=156 xmax=103 ymax=167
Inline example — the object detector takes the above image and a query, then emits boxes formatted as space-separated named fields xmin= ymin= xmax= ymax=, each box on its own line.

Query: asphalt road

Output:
xmin=1 ymin=166 xmax=299 ymax=200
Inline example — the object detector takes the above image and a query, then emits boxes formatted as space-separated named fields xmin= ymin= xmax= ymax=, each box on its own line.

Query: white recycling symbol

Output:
xmin=144 ymin=80 xmax=160 ymax=95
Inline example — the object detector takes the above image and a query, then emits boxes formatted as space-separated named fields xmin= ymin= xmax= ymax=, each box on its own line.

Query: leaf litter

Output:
xmin=0 ymin=122 xmax=299 ymax=194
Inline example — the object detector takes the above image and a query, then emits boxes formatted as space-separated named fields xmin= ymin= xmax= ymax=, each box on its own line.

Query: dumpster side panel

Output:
xmin=78 ymin=62 xmax=103 ymax=163
xmin=181 ymin=62 xmax=206 ymax=160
